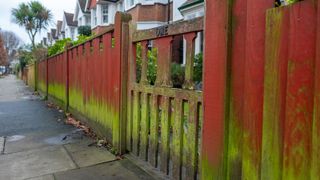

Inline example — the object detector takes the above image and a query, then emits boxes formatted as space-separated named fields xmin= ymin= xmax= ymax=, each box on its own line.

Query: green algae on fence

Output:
xmin=262 ymin=7 xmax=287 ymax=180
xmin=38 ymin=80 xmax=46 ymax=94
xmin=48 ymin=83 xmax=66 ymax=104
xmin=69 ymin=87 xmax=116 ymax=138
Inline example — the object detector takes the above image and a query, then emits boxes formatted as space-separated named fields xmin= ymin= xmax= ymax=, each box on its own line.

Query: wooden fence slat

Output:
xmin=261 ymin=7 xmax=289 ymax=180
xmin=225 ymin=0 xmax=247 ymax=178
xmin=184 ymin=100 xmax=199 ymax=180
xmin=242 ymin=0 xmax=274 ymax=179
xmin=160 ymin=96 xmax=171 ymax=174
xmin=154 ymin=37 xmax=173 ymax=87
xmin=140 ymin=41 xmax=149 ymax=85
xmin=126 ymin=91 xmax=133 ymax=151
xmin=132 ymin=91 xmax=141 ymax=156
xmin=149 ymin=94 xmax=160 ymax=167
xmin=311 ymin=0 xmax=320 ymax=178
xmin=283 ymin=2 xmax=316 ymax=179
xmin=183 ymin=33 xmax=197 ymax=90
xmin=140 ymin=93 xmax=150 ymax=160
xmin=172 ymin=98 xmax=184 ymax=179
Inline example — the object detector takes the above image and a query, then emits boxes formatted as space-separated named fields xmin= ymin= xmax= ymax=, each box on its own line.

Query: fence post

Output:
xmin=65 ymin=43 xmax=72 ymax=111
xmin=112 ymin=12 xmax=132 ymax=155
xmin=46 ymin=57 xmax=49 ymax=100
xmin=34 ymin=61 xmax=38 ymax=91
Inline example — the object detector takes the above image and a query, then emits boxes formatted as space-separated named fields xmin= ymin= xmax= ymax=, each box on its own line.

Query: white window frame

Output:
xmin=102 ymin=4 xmax=109 ymax=24
xmin=127 ymin=0 xmax=135 ymax=9
xmin=93 ymin=8 xmax=97 ymax=26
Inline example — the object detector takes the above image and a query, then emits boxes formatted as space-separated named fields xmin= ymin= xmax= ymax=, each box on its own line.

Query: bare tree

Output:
xmin=0 ymin=33 xmax=8 ymax=66
xmin=0 ymin=30 xmax=22 ymax=63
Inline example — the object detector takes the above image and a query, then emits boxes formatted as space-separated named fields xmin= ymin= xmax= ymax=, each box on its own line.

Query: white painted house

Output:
xmin=74 ymin=0 xmax=91 ymax=27
xmin=61 ymin=12 xmax=78 ymax=40
xmin=178 ymin=0 xmax=204 ymax=62
xmin=86 ymin=0 xmax=124 ymax=34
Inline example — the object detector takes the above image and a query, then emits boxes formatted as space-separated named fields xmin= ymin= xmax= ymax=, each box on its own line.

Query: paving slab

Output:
xmin=64 ymin=140 xmax=116 ymax=168
xmin=4 ymin=129 xmax=87 ymax=154
xmin=25 ymin=174 xmax=55 ymax=180
xmin=54 ymin=159 xmax=156 ymax=180
xmin=0 ymin=146 xmax=76 ymax=180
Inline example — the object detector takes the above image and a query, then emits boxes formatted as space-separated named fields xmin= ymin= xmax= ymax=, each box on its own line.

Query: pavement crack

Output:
xmin=62 ymin=145 xmax=79 ymax=169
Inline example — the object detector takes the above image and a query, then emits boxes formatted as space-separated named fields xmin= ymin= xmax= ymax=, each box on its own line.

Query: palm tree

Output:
xmin=11 ymin=1 xmax=52 ymax=50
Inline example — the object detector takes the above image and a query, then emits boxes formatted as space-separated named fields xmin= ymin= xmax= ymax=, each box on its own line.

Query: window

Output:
xmin=71 ymin=28 xmax=75 ymax=40
xmin=79 ymin=17 xmax=82 ymax=26
xmin=128 ymin=0 xmax=134 ymax=7
xmin=102 ymin=5 xmax=108 ymax=24
xmin=92 ymin=8 xmax=97 ymax=26
xmin=86 ymin=16 xmax=90 ymax=25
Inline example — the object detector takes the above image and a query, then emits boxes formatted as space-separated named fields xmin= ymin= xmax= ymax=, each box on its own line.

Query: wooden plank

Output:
xmin=126 ymin=91 xmax=133 ymax=151
xmin=225 ymin=0 xmax=247 ymax=178
xmin=132 ymin=17 xmax=204 ymax=42
xmin=160 ymin=96 xmax=171 ymax=174
xmin=140 ymin=93 xmax=150 ymax=160
xmin=140 ymin=41 xmax=149 ymax=85
xmin=283 ymin=2 xmax=316 ymax=179
xmin=154 ymin=37 xmax=173 ymax=87
xmin=149 ymin=94 xmax=160 ymax=167
xmin=241 ymin=0 xmax=274 ymax=179
xmin=261 ymin=7 xmax=289 ymax=180
xmin=132 ymin=83 xmax=203 ymax=102
xmin=172 ymin=98 xmax=184 ymax=179
xmin=201 ymin=0 xmax=230 ymax=179
xmin=312 ymin=0 xmax=320 ymax=178
xmin=183 ymin=33 xmax=197 ymax=90
xmin=184 ymin=100 xmax=199 ymax=180
xmin=132 ymin=91 xmax=141 ymax=156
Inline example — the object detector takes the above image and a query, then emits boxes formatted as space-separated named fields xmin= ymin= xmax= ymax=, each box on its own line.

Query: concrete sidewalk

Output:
xmin=0 ymin=75 xmax=155 ymax=180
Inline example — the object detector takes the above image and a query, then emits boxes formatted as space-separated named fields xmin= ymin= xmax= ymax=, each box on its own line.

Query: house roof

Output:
xmin=78 ymin=0 xmax=88 ymax=13
xmin=87 ymin=0 xmax=120 ymax=9
xmin=56 ymin=21 xmax=62 ymax=33
xmin=178 ymin=0 xmax=204 ymax=10
xmin=101 ymin=0 xmax=120 ymax=3
xmin=64 ymin=12 xmax=78 ymax=27
xmin=51 ymin=29 xmax=58 ymax=39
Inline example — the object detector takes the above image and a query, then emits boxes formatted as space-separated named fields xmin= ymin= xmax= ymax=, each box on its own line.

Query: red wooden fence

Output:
xmin=27 ymin=1 xmax=320 ymax=179
xmin=36 ymin=13 xmax=131 ymax=153
xmin=37 ymin=59 xmax=47 ymax=95
xmin=202 ymin=0 xmax=320 ymax=179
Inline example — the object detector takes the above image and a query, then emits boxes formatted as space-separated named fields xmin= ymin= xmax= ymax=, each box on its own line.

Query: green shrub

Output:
xmin=136 ymin=43 xmax=142 ymax=83
xmin=48 ymin=38 xmax=72 ymax=56
xmin=135 ymin=43 xmax=158 ymax=85
xmin=78 ymin=26 xmax=92 ymax=36
xmin=171 ymin=63 xmax=185 ymax=88
xmin=72 ymin=35 xmax=92 ymax=46
xmin=194 ymin=53 xmax=203 ymax=84
xmin=147 ymin=48 xmax=157 ymax=85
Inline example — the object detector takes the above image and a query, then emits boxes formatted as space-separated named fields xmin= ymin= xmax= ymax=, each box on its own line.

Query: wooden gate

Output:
xmin=126 ymin=18 xmax=204 ymax=179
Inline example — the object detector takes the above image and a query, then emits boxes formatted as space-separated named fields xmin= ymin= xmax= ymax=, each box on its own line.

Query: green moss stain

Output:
xmin=261 ymin=8 xmax=284 ymax=180
xmin=242 ymin=131 xmax=259 ymax=180
xmin=226 ymin=101 xmax=243 ymax=180
xmin=201 ymin=155 xmax=223 ymax=180
xmin=69 ymin=87 xmax=118 ymax=137
xmin=38 ymin=80 xmax=46 ymax=93
xmin=48 ymin=83 xmax=66 ymax=104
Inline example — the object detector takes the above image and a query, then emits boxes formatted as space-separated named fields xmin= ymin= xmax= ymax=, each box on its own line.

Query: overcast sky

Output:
xmin=0 ymin=0 xmax=76 ymax=45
